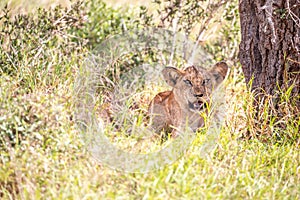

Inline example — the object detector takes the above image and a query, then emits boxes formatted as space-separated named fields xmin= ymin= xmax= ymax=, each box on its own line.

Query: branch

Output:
xmin=287 ymin=0 xmax=300 ymax=28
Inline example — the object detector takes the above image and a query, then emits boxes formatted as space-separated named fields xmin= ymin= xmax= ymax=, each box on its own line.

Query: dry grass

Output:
xmin=1 ymin=64 xmax=299 ymax=199
xmin=0 ymin=0 xmax=299 ymax=199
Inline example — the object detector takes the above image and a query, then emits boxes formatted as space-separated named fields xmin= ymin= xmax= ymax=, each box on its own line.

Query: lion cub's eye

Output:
xmin=202 ymin=79 xmax=210 ymax=85
xmin=183 ymin=79 xmax=193 ymax=86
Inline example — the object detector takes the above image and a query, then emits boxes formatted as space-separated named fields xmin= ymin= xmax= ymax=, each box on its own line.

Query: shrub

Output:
xmin=0 ymin=0 xmax=137 ymax=148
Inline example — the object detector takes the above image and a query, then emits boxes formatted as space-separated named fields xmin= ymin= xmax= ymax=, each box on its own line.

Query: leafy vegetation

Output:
xmin=0 ymin=0 xmax=299 ymax=199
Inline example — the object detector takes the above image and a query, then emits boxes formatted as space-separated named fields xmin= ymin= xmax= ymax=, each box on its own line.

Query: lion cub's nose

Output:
xmin=194 ymin=94 xmax=203 ymax=98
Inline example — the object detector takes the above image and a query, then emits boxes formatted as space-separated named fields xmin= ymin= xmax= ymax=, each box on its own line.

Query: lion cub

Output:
xmin=148 ymin=62 xmax=228 ymax=137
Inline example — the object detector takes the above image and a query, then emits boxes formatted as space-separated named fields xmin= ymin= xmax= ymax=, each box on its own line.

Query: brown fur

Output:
xmin=148 ymin=61 xmax=228 ymax=137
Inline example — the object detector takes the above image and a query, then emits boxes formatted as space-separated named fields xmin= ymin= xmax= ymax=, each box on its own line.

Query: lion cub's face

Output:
xmin=162 ymin=62 xmax=228 ymax=112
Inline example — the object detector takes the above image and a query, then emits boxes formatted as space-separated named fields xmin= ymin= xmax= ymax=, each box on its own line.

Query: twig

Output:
xmin=287 ymin=0 xmax=300 ymax=28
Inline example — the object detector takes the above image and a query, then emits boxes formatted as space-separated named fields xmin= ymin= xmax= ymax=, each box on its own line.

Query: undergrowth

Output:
xmin=0 ymin=0 xmax=299 ymax=199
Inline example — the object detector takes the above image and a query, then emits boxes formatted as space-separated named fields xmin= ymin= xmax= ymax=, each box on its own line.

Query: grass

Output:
xmin=1 ymin=62 xmax=299 ymax=199
xmin=0 ymin=0 xmax=299 ymax=199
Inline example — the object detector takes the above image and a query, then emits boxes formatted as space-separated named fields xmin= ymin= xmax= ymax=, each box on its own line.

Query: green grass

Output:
xmin=0 ymin=0 xmax=299 ymax=199
xmin=1 ymin=64 xmax=299 ymax=199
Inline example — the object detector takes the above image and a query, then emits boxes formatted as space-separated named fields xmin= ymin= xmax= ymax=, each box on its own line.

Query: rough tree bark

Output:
xmin=239 ymin=0 xmax=300 ymax=138
xmin=239 ymin=0 xmax=300 ymax=98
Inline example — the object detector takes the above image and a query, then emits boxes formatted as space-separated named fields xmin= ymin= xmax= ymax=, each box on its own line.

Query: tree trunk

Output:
xmin=239 ymin=0 xmax=300 ymax=96
xmin=239 ymin=0 xmax=300 ymax=138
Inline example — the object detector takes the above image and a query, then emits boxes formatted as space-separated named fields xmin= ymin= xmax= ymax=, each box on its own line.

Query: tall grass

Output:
xmin=0 ymin=0 xmax=299 ymax=199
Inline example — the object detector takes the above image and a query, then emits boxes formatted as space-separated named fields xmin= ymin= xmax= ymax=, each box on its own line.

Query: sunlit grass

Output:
xmin=0 ymin=0 xmax=299 ymax=199
xmin=0 ymin=0 xmax=70 ymax=17
xmin=1 ymin=61 xmax=299 ymax=199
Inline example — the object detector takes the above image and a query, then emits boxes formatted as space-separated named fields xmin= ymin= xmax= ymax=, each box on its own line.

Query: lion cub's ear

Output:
xmin=210 ymin=61 xmax=229 ymax=85
xmin=162 ymin=67 xmax=184 ymax=87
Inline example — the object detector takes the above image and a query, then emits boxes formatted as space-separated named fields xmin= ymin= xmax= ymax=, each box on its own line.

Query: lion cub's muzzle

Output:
xmin=187 ymin=92 xmax=209 ymax=111
xmin=188 ymin=98 xmax=208 ymax=111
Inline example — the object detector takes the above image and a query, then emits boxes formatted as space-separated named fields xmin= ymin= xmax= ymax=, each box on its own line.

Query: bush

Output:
xmin=0 ymin=0 xmax=138 ymax=148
